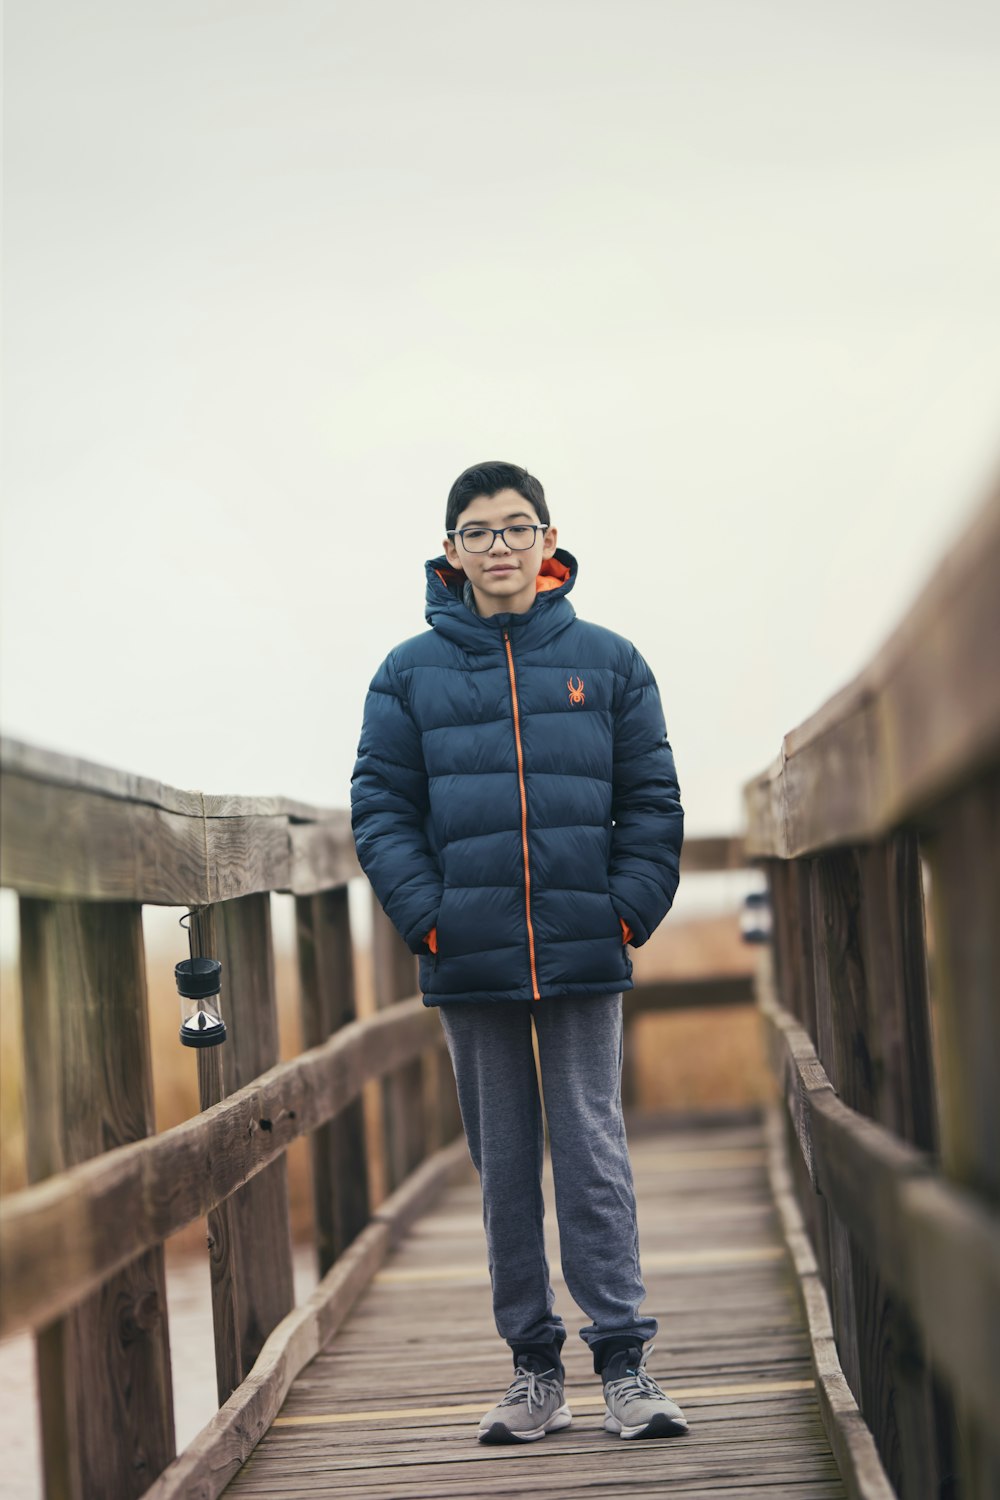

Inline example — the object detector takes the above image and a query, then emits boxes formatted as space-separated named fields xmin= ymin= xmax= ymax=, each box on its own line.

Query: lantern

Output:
xmin=174 ymin=956 xmax=227 ymax=1047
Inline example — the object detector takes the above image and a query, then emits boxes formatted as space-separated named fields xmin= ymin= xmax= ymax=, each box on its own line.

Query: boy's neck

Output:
xmin=469 ymin=579 xmax=538 ymax=618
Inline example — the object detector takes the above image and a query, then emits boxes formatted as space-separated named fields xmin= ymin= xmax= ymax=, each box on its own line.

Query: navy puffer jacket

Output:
xmin=350 ymin=547 xmax=684 ymax=1006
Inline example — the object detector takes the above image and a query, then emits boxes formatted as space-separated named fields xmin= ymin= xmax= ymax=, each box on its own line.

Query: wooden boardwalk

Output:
xmin=225 ymin=1117 xmax=844 ymax=1499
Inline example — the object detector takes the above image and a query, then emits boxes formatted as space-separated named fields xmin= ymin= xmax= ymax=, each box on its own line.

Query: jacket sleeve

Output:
xmin=350 ymin=650 xmax=443 ymax=954
xmin=608 ymin=645 xmax=684 ymax=946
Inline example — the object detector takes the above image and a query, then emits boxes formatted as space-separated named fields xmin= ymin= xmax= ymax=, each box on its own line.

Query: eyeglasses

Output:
xmin=447 ymin=524 xmax=548 ymax=554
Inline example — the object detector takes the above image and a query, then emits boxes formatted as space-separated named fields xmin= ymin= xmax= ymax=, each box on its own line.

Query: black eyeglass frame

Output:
xmin=445 ymin=524 xmax=551 ymax=553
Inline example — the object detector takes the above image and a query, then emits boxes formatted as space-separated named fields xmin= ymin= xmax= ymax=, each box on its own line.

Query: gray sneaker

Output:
xmin=478 ymin=1358 xmax=573 ymax=1444
xmin=602 ymin=1344 xmax=689 ymax=1439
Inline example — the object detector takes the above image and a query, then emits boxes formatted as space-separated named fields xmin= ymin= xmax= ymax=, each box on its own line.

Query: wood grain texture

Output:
xmin=758 ymin=968 xmax=1000 ymax=1468
xmin=1 ymin=999 xmax=446 ymax=1337
xmin=920 ymin=766 xmax=1000 ymax=1500
xmin=138 ymin=1139 xmax=473 ymax=1500
xmin=763 ymin=1105 xmax=895 ymax=1500
xmin=0 ymin=744 xmax=358 ymax=905
xmin=295 ymin=886 xmax=370 ymax=1275
xmin=370 ymin=896 xmax=425 ymax=1193
xmin=195 ymin=898 xmax=296 ymax=1405
xmin=18 ymin=898 xmax=175 ymax=1500
xmin=220 ymin=1119 xmax=847 ymax=1499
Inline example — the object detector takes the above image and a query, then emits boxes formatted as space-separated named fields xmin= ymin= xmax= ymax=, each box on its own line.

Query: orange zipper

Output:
xmin=503 ymin=630 xmax=540 ymax=1000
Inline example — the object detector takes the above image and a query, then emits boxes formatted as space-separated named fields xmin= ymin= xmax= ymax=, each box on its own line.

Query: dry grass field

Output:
xmin=0 ymin=908 xmax=772 ymax=1253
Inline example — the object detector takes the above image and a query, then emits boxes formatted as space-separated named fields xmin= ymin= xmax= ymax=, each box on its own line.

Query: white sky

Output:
xmin=3 ymin=0 xmax=999 ymax=876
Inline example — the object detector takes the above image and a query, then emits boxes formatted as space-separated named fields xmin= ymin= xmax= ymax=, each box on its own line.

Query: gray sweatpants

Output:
xmin=437 ymin=991 xmax=657 ymax=1376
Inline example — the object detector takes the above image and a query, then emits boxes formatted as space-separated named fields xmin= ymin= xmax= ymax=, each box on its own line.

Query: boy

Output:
xmin=350 ymin=461 xmax=688 ymax=1443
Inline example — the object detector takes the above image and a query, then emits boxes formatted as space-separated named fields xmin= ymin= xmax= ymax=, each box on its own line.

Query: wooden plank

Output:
xmin=0 ymin=733 xmax=348 ymax=823
xmin=759 ymin=978 xmax=1000 ymax=1462
xmin=855 ymin=835 xmax=937 ymax=1152
xmin=678 ymin=835 xmax=747 ymax=872
xmin=921 ymin=765 xmax=1000 ymax=1499
xmin=18 ymin=898 xmax=175 ymax=1500
xmin=0 ymin=750 xmax=359 ymax=904
xmin=288 ymin=819 xmax=361 ymax=895
xmin=806 ymin=857 xmax=862 ymax=1406
xmin=220 ymin=1119 xmax=847 ymax=1499
xmin=195 ymin=897 xmax=296 ymax=1404
xmin=370 ymin=896 xmax=425 ymax=1192
xmin=1 ymin=770 xmax=290 ymax=903
xmin=0 ymin=998 xmax=446 ymax=1337
xmin=138 ymin=1138 xmax=473 ymax=1500
xmin=295 ymin=886 xmax=370 ymax=1274
xmin=743 ymin=483 xmax=1000 ymax=857
xmin=763 ymin=1106 xmax=895 ymax=1500
xmin=621 ymin=975 xmax=755 ymax=1016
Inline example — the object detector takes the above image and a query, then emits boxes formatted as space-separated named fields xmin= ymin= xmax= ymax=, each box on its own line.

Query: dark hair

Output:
xmin=445 ymin=461 xmax=549 ymax=532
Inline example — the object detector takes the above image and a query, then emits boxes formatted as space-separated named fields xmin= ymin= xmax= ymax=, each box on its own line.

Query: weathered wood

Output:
xmin=921 ymin=765 xmax=1000 ymax=1500
xmin=759 ymin=976 xmax=1000 ymax=1464
xmin=370 ymin=895 xmax=425 ymax=1191
xmin=287 ymin=818 xmax=361 ymax=895
xmin=744 ymin=483 xmax=1000 ymax=858
xmin=18 ymin=898 xmax=175 ymax=1500
xmin=622 ymin=974 xmax=755 ymax=1016
xmin=763 ymin=1106 xmax=896 ymax=1500
xmin=856 ymin=836 xmax=938 ymax=1153
xmin=806 ymin=856 xmax=863 ymax=1407
xmin=0 ymin=733 xmax=350 ymax=823
xmin=0 ymin=999 xmax=446 ymax=1337
xmin=221 ymin=1119 xmax=848 ymax=1500
xmin=137 ymin=1138 xmax=473 ymax=1500
xmin=0 ymin=743 xmax=359 ymax=904
xmin=921 ymin=768 xmax=1000 ymax=1201
xmin=678 ymin=834 xmax=747 ymax=872
xmin=295 ymin=886 xmax=370 ymax=1274
xmin=190 ymin=899 xmax=296 ymax=1405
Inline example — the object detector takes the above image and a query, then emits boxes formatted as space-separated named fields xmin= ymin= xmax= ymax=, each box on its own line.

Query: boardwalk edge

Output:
xmin=763 ymin=1104 xmax=898 ymax=1500
xmin=137 ymin=1134 xmax=473 ymax=1500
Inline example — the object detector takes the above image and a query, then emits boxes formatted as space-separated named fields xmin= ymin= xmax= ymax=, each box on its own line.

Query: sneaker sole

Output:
xmin=478 ymin=1406 xmax=573 ymax=1444
xmin=604 ymin=1411 xmax=689 ymax=1439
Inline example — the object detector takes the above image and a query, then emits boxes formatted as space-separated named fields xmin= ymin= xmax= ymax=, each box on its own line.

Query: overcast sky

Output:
xmin=3 ymin=1 xmax=999 ymax=880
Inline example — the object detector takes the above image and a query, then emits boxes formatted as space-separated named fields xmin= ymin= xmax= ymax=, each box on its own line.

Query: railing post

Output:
xmin=811 ymin=844 xmax=951 ymax=1499
xmin=370 ymin=893 xmax=425 ymax=1191
xmin=806 ymin=854 xmax=863 ymax=1405
xmin=294 ymin=885 xmax=369 ymax=1275
xmin=18 ymin=897 xmax=175 ymax=1500
xmin=191 ymin=897 xmax=295 ymax=1406
xmin=922 ymin=768 xmax=1000 ymax=1500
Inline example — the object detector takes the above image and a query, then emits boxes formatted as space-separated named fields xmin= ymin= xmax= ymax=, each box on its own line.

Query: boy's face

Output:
xmin=443 ymin=488 xmax=559 ymax=618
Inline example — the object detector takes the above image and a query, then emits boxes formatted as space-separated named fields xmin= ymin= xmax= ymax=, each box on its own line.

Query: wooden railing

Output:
xmin=0 ymin=735 xmax=748 ymax=1499
xmin=743 ymin=484 xmax=1000 ymax=1500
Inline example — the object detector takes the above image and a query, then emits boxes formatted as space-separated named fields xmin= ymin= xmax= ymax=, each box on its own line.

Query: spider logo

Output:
xmin=567 ymin=675 xmax=585 ymax=706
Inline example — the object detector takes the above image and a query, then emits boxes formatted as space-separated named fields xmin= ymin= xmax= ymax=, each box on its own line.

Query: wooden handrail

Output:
xmin=742 ymin=479 xmax=1000 ymax=1500
xmin=0 ymin=727 xmax=753 ymax=1500
xmin=744 ymin=485 xmax=1000 ymax=857
xmin=0 ymin=997 xmax=442 ymax=1337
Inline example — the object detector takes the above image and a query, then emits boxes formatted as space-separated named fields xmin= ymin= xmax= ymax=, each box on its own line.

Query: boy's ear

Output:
xmin=443 ymin=535 xmax=464 ymax=568
xmin=542 ymin=525 xmax=558 ymax=556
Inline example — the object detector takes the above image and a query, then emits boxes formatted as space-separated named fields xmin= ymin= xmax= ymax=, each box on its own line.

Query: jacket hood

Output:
xmin=424 ymin=547 xmax=579 ymax=654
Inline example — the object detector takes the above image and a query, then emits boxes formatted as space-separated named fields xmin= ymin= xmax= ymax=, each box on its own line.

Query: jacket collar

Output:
xmin=424 ymin=548 xmax=578 ymax=654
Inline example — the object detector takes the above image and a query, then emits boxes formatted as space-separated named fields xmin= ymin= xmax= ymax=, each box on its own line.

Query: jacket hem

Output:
xmin=423 ymin=976 xmax=635 ymax=1007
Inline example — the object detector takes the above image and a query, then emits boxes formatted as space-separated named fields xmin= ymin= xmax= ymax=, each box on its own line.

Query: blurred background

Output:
xmin=2 ymin=0 xmax=999 ymax=1483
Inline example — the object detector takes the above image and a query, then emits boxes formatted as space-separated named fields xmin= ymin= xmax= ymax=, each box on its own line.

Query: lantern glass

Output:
xmin=179 ymin=991 xmax=226 ymax=1045
xmin=175 ymin=956 xmax=227 ymax=1047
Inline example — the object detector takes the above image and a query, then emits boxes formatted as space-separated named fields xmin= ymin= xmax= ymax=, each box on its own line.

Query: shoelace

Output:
xmin=604 ymin=1344 xmax=668 ymax=1406
xmin=498 ymin=1364 xmax=560 ymax=1415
